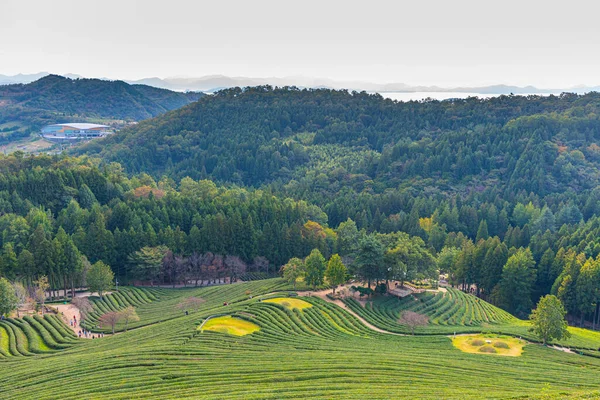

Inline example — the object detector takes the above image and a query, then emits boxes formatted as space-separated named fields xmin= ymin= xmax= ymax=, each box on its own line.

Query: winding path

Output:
xmin=51 ymin=291 xmax=112 ymax=339
xmin=296 ymin=287 xmax=406 ymax=336
xmin=295 ymin=288 xmax=578 ymax=354
xmin=57 ymin=286 xmax=580 ymax=354
xmin=53 ymin=303 xmax=86 ymax=337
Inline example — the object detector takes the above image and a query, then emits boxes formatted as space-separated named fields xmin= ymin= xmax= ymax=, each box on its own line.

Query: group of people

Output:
xmin=69 ymin=316 xmax=77 ymax=328
xmin=78 ymin=329 xmax=104 ymax=339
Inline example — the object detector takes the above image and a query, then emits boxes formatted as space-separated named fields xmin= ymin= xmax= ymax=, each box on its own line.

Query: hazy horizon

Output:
xmin=3 ymin=0 xmax=600 ymax=88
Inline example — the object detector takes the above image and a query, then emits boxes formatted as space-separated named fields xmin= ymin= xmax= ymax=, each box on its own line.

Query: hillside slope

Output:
xmin=2 ymin=282 xmax=600 ymax=399
xmin=76 ymin=87 xmax=600 ymax=197
xmin=0 ymin=75 xmax=203 ymax=144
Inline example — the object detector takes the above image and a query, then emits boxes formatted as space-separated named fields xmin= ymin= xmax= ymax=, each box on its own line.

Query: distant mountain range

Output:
xmin=0 ymin=72 xmax=84 ymax=86
xmin=2 ymin=72 xmax=599 ymax=94
xmin=124 ymin=76 xmax=600 ymax=94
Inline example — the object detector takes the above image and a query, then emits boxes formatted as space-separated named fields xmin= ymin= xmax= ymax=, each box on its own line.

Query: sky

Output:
xmin=1 ymin=0 xmax=599 ymax=88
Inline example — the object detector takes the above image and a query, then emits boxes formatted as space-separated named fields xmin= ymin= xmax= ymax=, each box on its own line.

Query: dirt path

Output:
xmin=294 ymin=289 xmax=582 ymax=354
xmin=552 ymin=345 xmax=574 ymax=354
xmin=296 ymin=286 xmax=406 ymax=336
xmin=51 ymin=291 xmax=113 ymax=339
xmin=53 ymin=303 xmax=87 ymax=338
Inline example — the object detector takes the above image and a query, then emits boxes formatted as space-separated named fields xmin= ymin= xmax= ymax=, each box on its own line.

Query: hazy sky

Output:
xmin=1 ymin=0 xmax=599 ymax=87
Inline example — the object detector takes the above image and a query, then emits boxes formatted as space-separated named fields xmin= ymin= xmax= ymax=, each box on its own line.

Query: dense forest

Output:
xmin=0 ymin=75 xmax=203 ymax=143
xmin=1 ymin=88 xmax=600 ymax=327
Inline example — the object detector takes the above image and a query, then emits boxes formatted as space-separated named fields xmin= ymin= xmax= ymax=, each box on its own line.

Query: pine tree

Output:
xmin=0 ymin=243 xmax=18 ymax=280
xmin=575 ymin=257 xmax=600 ymax=326
xmin=495 ymin=248 xmax=536 ymax=317
xmin=78 ymin=184 xmax=98 ymax=209
xmin=476 ymin=220 xmax=489 ymax=241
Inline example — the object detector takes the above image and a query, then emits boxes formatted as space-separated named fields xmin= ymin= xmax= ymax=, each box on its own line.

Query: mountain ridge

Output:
xmin=2 ymin=72 xmax=599 ymax=94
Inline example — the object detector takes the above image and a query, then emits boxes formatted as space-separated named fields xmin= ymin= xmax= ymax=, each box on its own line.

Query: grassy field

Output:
xmin=1 ymin=279 xmax=600 ymax=399
xmin=452 ymin=334 xmax=526 ymax=356
xmin=262 ymin=297 xmax=313 ymax=310
xmin=200 ymin=316 xmax=260 ymax=336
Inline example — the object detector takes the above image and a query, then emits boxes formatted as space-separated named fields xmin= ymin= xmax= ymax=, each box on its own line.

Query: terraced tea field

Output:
xmin=1 ymin=279 xmax=600 ymax=399
xmin=344 ymin=288 xmax=600 ymax=349
xmin=0 ymin=315 xmax=79 ymax=358
xmin=343 ymin=288 xmax=515 ymax=333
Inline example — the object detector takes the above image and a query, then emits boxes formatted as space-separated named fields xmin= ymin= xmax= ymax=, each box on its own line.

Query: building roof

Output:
xmin=46 ymin=123 xmax=110 ymax=130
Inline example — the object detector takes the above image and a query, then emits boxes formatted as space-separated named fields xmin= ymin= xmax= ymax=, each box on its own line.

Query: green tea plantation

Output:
xmin=1 ymin=279 xmax=600 ymax=399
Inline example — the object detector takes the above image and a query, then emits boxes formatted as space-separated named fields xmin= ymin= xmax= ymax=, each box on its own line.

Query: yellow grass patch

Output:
xmin=199 ymin=316 xmax=260 ymax=336
xmin=263 ymin=298 xmax=312 ymax=310
xmin=452 ymin=334 xmax=525 ymax=357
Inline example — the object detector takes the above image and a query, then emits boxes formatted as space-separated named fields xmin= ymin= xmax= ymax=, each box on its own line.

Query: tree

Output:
xmin=337 ymin=218 xmax=360 ymax=256
xmin=530 ymin=295 xmax=570 ymax=345
xmin=575 ymin=257 xmax=600 ymax=326
xmin=494 ymin=248 xmax=536 ymax=317
xmin=17 ymin=250 xmax=35 ymax=287
xmin=480 ymin=241 xmax=508 ymax=298
xmin=78 ymin=184 xmax=98 ymax=209
xmin=355 ymin=236 xmax=384 ymax=288
xmin=437 ymin=246 xmax=460 ymax=276
xmin=281 ymin=257 xmax=304 ymax=290
xmin=128 ymin=246 xmax=168 ymax=283
xmin=553 ymin=250 xmax=584 ymax=316
xmin=384 ymin=234 xmax=437 ymax=287
xmin=533 ymin=207 xmax=556 ymax=234
xmin=224 ymin=255 xmax=246 ymax=283
xmin=304 ymin=249 xmax=326 ymax=289
xmin=72 ymin=297 xmax=94 ymax=322
xmin=62 ymin=236 xmax=83 ymax=299
xmin=99 ymin=311 xmax=122 ymax=334
xmin=476 ymin=220 xmax=489 ymax=241
xmin=398 ymin=311 xmax=429 ymax=335
xmin=12 ymin=282 xmax=28 ymax=318
xmin=34 ymin=275 xmax=50 ymax=315
xmin=161 ymin=250 xmax=178 ymax=287
xmin=176 ymin=297 xmax=206 ymax=313
xmin=87 ymin=261 xmax=114 ymax=299
xmin=120 ymin=306 xmax=139 ymax=332
xmin=29 ymin=226 xmax=55 ymax=296
xmin=0 ymin=278 xmax=18 ymax=317
xmin=325 ymin=254 xmax=347 ymax=294
xmin=84 ymin=206 xmax=115 ymax=264
xmin=1 ymin=243 xmax=18 ymax=280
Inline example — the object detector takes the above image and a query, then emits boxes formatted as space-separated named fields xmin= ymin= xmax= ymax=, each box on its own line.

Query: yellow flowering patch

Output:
xmin=263 ymin=298 xmax=312 ymax=310
xmin=452 ymin=334 xmax=525 ymax=357
xmin=199 ymin=316 xmax=260 ymax=336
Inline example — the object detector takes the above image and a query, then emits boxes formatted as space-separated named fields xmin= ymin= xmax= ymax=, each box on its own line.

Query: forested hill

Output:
xmin=77 ymin=87 xmax=600 ymax=197
xmin=3 ymin=89 xmax=600 ymax=323
xmin=0 ymin=75 xmax=203 ymax=143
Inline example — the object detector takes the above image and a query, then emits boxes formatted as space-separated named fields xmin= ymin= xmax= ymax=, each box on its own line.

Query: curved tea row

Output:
xmin=0 ymin=314 xmax=78 ymax=357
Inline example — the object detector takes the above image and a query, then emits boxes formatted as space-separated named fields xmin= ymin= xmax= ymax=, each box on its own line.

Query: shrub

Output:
xmin=493 ymin=341 xmax=510 ymax=349
xmin=479 ymin=345 xmax=497 ymax=353
xmin=471 ymin=339 xmax=485 ymax=346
